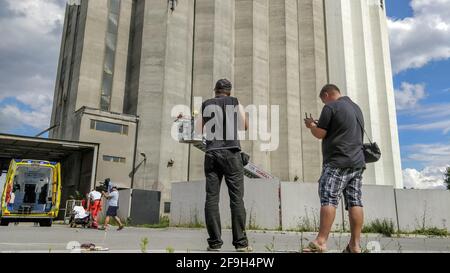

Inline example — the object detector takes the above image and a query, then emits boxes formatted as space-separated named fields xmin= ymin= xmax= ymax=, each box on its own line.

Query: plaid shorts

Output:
xmin=318 ymin=164 xmax=364 ymax=210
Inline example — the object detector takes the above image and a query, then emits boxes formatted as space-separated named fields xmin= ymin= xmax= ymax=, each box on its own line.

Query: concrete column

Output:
xmin=189 ymin=0 xmax=236 ymax=181
xmin=234 ymin=0 xmax=271 ymax=171
xmin=269 ymin=0 xmax=302 ymax=181
xmin=135 ymin=0 xmax=194 ymax=203
xmin=110 ymin=0 xmax=132 ymax=113
xmin=135 ymin=0 xmax=168 ymax=190
xmin=157 ymin=0 xmax=195 ymax=202
xmin=368 ymin=1 xmax=403 ymax=188
xmin=76 ymin=0 xmax=108 ymax=112
xmin=348 ymin=0 xmax=384 ymax=185
xmin=298 ymin=0 xmax=328 ymax=182
xmin=324 ymin=0 xmax=402 ymax=188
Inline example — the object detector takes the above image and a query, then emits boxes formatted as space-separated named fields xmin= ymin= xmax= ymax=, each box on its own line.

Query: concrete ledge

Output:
xmin=357 ymin=185 xmax=397 ymax=226
xmin=170 ymin=180 xmax=205 ymax=226
xmin=395 ymin=189 xmax=450 ymax=232
xmin=170 ymin=178 xmax=280 ymax=229
xmin=280 ymin=182 xmax=344 ymax=231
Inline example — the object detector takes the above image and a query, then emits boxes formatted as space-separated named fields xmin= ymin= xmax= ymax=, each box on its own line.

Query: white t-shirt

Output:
xmin=73 ymin=206 xmax=89 ymax=219
xmin=89 ymin=190 xmax=102 ymax=201
xmin=108 ymin=191 xmax=119 ymax=207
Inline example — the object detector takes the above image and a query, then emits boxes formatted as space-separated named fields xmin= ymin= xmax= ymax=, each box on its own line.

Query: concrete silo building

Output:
xmin=50 ymin=0 xmax=403 ymax=211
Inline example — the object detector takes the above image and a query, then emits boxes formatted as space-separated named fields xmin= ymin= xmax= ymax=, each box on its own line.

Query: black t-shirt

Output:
xmin=317 ymin=96 xmax=365 ymax=168
xmin=202 ymin=95 xmax=242 ymax=152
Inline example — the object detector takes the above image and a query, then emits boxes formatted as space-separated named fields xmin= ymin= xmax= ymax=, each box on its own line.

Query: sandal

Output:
xmin=302 ymin=242 xmax=327 ymax=253
xmin=343 ymin=245 xmax=362 ymax=253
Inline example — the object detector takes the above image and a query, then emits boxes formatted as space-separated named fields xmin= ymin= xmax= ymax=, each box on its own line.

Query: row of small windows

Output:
xmin=103 ymin=155 xmax=126 ymax=163
xmin=90 ymin=119 xmax=128 ymax=135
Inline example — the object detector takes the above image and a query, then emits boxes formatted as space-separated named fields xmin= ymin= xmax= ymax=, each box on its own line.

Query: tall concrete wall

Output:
xmin=189 ymin=0 xmax=236 ymax=181
xmin=324 ymin=0 xmax=403 ymax=188
xmin=134 ymin=0 xmax=193 ymax=208
xmin=234 ymin=0 xmax=271 ymax=171
xmin=268 ymin=0 xmax=303 ymax=182
xmin=298 ymin=0 xmax=328 ymax=182
xmin=51 ymin=0 xmax=405 ymax=212
xmin=170 ymin=178 xmax=280 ymax=229
xmin=75 ymin=0 xmax=132 ymax=113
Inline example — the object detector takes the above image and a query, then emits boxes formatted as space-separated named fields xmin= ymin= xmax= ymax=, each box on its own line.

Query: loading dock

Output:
xmin=0 ymin=134 xmax=99 ymax=219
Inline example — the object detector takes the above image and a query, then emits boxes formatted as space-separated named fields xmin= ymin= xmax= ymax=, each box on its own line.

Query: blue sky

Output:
xmin=0 ymin=0 xmax=449 ymax=189
xmin=385 ymin=0 xmax=450 ymax=189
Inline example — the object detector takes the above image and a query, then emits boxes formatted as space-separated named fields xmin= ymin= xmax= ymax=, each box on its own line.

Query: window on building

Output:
xmin=164 ymin=202 xmax=171 ymax=213
xmin=100 ymin=0 xmax=121 ymax=111
xmin=103 ymin=155 xmax=126 ymax=163
xmin=90 ymin=120 xmax=129 ymax=135
xmin=380 ymin=0 xmax=384 ymax=10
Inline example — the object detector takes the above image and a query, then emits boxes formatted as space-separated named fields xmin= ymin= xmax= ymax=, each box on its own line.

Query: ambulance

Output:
xmin=1 ymin=159 xmax=62 ymax=227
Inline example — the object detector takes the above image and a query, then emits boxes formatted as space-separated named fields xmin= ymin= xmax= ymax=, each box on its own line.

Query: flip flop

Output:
xmin=302 ymin=242 xmax=327 ymax=253
xmin=342 ymin=245 xmax=362 ymax=253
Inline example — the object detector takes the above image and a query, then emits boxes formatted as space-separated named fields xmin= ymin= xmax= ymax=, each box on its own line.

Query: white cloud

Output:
xmin=388 ymin=0 xmax=450 ymax=74
xmin=0 ymin=0 xmax=65 ymax=133
xmin=402 ymin=143 xmax=450 ymax=189
xmin=404 ymin=143 xmax=450 ymax=167
xmin=400 ymin=120 xmax=450 ymax=134
xmin=403 ymin=166 xmax=447 ymax=189
xmin=0 ymin=103 xmax=52 ymax=131
xmin=398 ymin=99 xmax=450 ymax=134
xmin=395 ymin=82 xmax=426 ymax=110
xmin=395 ymin=82 xmax=450 ymax=134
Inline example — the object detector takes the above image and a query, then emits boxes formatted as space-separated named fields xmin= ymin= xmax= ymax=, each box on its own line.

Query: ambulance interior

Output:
xmin=9 ymin=166 xmax=54 ymax=213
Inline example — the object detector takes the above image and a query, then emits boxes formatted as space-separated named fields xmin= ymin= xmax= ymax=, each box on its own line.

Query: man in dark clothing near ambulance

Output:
xmin=200 ymin=79 xmax=252 ymax=252
xmin=303 ymin=84 xmax=366 ymax=253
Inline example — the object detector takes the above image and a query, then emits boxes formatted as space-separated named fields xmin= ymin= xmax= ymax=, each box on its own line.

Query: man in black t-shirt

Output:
xmin=200 ymin=79 xmax=251 ymax=252
xmin=303 ymin=84 xmax=365 ymax=253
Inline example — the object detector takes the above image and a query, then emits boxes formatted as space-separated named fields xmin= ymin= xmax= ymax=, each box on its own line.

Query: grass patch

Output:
xmin=173 ymin=211 xmax=205 ymax=228
xmin=413 ymin=227 xmax=448 ymax=237
xmin=362 ymin=219 xmax=396 ymax=237
xmin=140 ymin=237 xmax=149 ymax=253
xmin=166 ymin=246 xmax=175 ymax=253
xmin=137 ymin=216 xmax=170 ymax=229
xmin=292 ymin=209 xmax=320 ymax=232
xmin=247 ymin=209 xmax=261 ymax=230
xmin=173 ymin=222 xmax=205 ymax=229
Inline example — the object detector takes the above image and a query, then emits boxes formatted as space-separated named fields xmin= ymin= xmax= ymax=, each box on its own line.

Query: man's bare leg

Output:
xmin=102 ymin=216 xmax=110 ymax=229
xmin=348 ymin=206 xmax=364 ymax=253
xmin=114 ymin=216 xmax=124 ymax=229
xmin=304 ymin=205 xmax=336 ymax=251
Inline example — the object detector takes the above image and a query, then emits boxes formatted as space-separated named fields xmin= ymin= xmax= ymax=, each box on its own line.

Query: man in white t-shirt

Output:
xmin=99 ymin=186 xmax=124 ymax=231
xmin=73 ymin=206 xmax=89 ymax=219
xmin=88 ymin=189 xmax=102 ymax=229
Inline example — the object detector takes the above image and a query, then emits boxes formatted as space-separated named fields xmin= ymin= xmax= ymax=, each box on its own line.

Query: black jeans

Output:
xmin=204 ymin=149 xmax=248 ymax=249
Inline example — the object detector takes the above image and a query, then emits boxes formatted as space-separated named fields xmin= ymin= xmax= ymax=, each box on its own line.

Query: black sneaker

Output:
xmin=207 ymin=246 xmax=221 ymax=252
xmin=236 ymin=246 xmax=253 ymax=253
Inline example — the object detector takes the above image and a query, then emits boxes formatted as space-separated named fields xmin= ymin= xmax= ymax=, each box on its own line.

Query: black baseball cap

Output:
xmin=214 ymin=79 xmax=232 ymax=91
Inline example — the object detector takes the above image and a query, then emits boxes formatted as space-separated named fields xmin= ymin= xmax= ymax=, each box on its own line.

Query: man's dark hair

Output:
xmin=214 ymin=79 xmax=232 ymax=94
xmin=320 ymin=84 xmax=341 ymax=98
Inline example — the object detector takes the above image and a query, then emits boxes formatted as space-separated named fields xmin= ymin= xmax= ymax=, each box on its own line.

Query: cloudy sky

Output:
xmin=0 ymin=0 xmax=449 ymax=189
